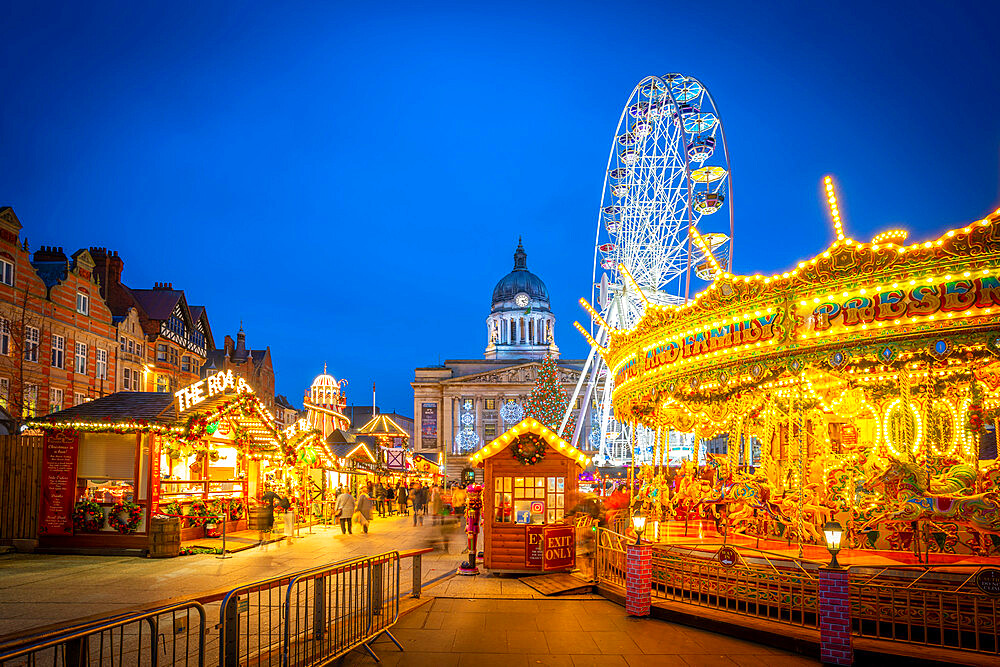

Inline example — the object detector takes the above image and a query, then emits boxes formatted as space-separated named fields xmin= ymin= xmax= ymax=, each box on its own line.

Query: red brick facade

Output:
xmin=819 ymin=568 xmax=853 ymax=666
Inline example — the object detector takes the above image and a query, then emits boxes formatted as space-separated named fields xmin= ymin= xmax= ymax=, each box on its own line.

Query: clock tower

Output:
xmin=485 ymin=239 xmax=559 ymax=360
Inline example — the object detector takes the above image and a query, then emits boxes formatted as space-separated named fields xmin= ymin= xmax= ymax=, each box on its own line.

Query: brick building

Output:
xmin=202 ymin=325 xmax=276 ymax=410
xmin=0 ymin=208 xmax=118 ymax=429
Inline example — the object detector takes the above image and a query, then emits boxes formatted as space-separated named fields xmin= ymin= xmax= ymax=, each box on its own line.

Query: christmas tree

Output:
xmin=524 ymin=355 xmax=575 ymax=434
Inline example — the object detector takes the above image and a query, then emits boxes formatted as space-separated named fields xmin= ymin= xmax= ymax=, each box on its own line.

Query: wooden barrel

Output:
xmin=147 ymin=516 xmax=181 ymax=558
xmin=249 ymin=505 xmax=273 ymax=531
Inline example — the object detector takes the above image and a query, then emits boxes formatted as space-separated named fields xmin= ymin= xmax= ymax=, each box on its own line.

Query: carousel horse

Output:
xmin=697 ymin=454 xmax=786 ymax=533
xmin=860 ymin=460 xmax=1000 ymax=535
xmin=669 ymin=460 xmax=711 ymax=520
xmin=929 ymin=463 xmax=977 ymax=496
xmin=771 ymin=485 xmax=831 ymax=543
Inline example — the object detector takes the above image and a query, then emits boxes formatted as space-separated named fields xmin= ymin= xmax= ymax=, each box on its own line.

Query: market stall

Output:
xmin=586 ymin=198 xmax=1000 ymax=559
xmin=468 ymin=417 xmax=589 ymax=572
xmin=31 ymin=369 xmax=285 ymax=553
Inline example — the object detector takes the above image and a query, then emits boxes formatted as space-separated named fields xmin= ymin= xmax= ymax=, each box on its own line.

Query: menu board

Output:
xmin=39 ymin=431 xmax=79 ymax=535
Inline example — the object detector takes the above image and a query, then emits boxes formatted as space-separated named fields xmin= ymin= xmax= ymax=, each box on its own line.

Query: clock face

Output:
xmin=514 ymin=292 xmax=530 ymax=307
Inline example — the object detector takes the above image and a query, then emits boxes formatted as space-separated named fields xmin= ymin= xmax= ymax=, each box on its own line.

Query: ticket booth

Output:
xmin=469 ymin=418 xmax=590 ymax=573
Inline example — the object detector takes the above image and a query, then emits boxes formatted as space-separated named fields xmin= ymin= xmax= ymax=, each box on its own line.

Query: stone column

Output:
xmin=475 ymin=397 xmax=483 ymax=449
xmin=819 ymin=568 xmax=853 ymax=666
xmin=442 ymin=395 xmax=453 ymax=454
xmin=625 ymin=543 xmax=651 ymax=616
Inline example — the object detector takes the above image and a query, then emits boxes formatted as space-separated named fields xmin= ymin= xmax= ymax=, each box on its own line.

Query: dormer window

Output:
xmin=76 ymin=291 xmax=89 ymax=315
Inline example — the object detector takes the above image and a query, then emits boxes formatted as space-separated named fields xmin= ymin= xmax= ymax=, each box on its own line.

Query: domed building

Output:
xmin=485 ymin=239 xmax=559 ymax=360
xmin=413 ymin=240 xmax=593 ymax=483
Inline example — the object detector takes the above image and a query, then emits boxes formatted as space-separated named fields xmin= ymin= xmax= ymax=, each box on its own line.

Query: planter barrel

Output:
xmin=147 ymin=516 xmax=181 ymax=558
xmin=249 ymin=505 xmax=273 ymax=531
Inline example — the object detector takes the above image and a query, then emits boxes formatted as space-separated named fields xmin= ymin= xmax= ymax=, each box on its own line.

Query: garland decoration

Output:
xmin=73 ymin=498 xmax=105 ymax=532
xmin=511 ymin=433 xmax=547 ymax=465
xmin=969 ymin=380 xmax=986 ymax=434
xmin=107 ymin=501 xmax=143 ymax=534
xmin=187 ymin=500 xmax=211 ymax=527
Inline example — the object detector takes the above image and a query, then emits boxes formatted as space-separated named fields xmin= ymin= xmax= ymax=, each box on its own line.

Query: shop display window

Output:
xmin=82 ymin=479 xmax=135 ymax=504
xmin=493 ymin=475 xmax=564 ymax=524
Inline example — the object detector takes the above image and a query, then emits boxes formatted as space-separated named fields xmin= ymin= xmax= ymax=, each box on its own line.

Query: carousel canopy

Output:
xmin=356 ymin=413 xmax=409 ymax=439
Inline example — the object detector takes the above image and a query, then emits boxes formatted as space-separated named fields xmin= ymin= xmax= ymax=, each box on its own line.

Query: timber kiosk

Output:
xmin=468 ymin=418 xmax=588 ymax=573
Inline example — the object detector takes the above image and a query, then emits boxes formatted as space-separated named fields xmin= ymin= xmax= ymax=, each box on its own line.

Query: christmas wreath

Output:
xmin=73 ymin=499 xmax=105 ymax=532
xmin=511 ymin=433 xmax=546 ymax=465
xmin=107 ymin=501 xmax=143 ymax=534
xmin=187 ymin=500 xmax=211 ymax=527
xmin=228 ymin=498 xmax=246 ymax=521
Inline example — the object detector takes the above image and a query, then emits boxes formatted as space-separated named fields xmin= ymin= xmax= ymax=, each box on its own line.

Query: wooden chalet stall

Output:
xmin=30 ymin=370 xmax=283 ymax=554
xmin=469 ymin=418 xmax=590 ymax=573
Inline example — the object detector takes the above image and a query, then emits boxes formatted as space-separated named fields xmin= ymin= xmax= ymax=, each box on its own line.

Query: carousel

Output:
xmin=581 ymin=193 xmax=1000 ymax=562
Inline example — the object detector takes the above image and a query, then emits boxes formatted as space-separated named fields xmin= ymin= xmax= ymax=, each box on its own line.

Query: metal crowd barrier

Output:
xmin=282 ymin=552 xmax=401 ymax=665
xmin=0 ymin=602 xmax=206 ymax=667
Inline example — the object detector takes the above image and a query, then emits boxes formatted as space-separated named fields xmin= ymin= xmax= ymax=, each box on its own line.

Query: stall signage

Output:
xmin=542 ymin=525 xmax=576 ymax=571
xmin=150 ymin=436 xmax=161 ymax=513
xmin=840 ymin=424 xmax=858 ymax=446
xmin=976 ymin=568 xmax=1000 ymax=597
xmin=39 ymin=432 xmax=79 ymax=535
xmin=526 ymin=525 xmax=544 ymax=568
xmin=174 ymin=370 xmax=253 ymax=412
xmin=385 ymin=448 xmax=406 ymax=470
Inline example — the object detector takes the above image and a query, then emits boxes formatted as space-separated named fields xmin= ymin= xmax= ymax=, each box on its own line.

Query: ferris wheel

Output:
xmin=561 ymin=74 xmax=734 ymax=467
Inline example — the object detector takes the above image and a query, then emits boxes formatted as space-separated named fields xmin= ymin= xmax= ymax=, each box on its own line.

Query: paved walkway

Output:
xmin=347 ymin=598 xmax=820 ymax=666
xmin=0 ymin=514 xmax=467 ymax=637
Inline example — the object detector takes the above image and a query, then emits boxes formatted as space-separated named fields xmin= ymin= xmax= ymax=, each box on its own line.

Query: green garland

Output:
xmin=73 ymin=499 xmax=104 ymax=532
xmin=511 ymin=433 xmax=547 ymax=465
xmin=107 ymin=501 xmax=142 ymax=534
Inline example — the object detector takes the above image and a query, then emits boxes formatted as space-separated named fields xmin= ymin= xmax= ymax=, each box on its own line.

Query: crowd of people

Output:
xmin=332 ymin=480 xmax=469 ymax=535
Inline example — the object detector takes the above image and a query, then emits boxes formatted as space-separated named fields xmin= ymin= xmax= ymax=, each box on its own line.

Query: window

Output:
xmin=181 ymin=355 xmax=191 ymax=372
xmin=23 ymin=385 xmax=37 ymax=417
xmin=123 ymin=367 xmax=137 ymax=390
xmin=157 ymin=343 xmax=168 ymax=362
xmin=127 ymin=339 xmax=135 ymax=354
xmin=493 ymin=475 xmax=565 ymax=524
xmin=485 ymin=399 xmax=496 ymax=410
xmin=76 ymin=291 xmax=89 ymax=315
xmin=0 ymin=258 xmax=13 ymax=286
xmin=50 ymin=388 xmax=63 ymax=414
xmin=74 ymin=392 xmax=86 ymax=406
xmin=136 ymin=343 xmax=143 ymax=359
xmin=119 ymin=335 xmax=125 ymax=351
xmin=24 ymin=326 xmax=38 ymax=362
xmin=0 ymin=319 xmax=8 ymax=355
xmin=168 ymin=348 xmax=178 ymax=366
xmin=96 ymin=349 xmax=107 ymax=379
xmin=484 ymin=423 xmax=497 ymax=440
xmin=75 ymin=342 xmax=88 ymax=374
xmin=156 ymin=374 xmax=169 ymax=393
xmin=0 ymin=377 xmax=8 ymax=409
xmin=51 ymin=334 xmax=64 ymax=368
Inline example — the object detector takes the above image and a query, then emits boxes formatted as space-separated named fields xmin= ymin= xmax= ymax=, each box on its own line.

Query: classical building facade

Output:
xmin=413 ymin=241 xmax=591 ymax=481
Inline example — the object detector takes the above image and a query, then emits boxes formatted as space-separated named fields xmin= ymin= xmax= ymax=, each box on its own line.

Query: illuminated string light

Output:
xmin=823 ymin=175 xmax=845 ymax=241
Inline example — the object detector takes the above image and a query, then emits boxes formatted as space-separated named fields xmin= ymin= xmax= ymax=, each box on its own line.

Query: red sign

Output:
xmin=150 ymin=435 xmax=160 ymax=513
xmin=717 ymin=546 xmax=739 ymax=568
xmin=526 ymin=525 xmax=544 ymax=568
xmin=543 ymin=524 xmax=576 ymax=571
xmin=840 ymin=424 xmax=858 ymax=446
xmin=39 ymin=431 xmax=79 ymax=535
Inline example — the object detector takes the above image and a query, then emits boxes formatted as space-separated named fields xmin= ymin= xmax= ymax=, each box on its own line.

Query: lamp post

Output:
xmin=823 ymin=519 xmax=844 ymax=569
xmin=632 ymin=510 xmax=647 ymax=545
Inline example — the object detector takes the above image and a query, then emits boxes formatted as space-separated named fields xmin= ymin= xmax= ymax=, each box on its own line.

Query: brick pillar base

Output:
xmin=819 ymin=567 xmax=853 ymax=666
xmin=625 ymin=543 xmax=651 ymax=616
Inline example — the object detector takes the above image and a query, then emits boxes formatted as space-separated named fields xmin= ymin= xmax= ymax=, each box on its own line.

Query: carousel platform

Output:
xmin=646 ymin=519 xmax=999 ymax=568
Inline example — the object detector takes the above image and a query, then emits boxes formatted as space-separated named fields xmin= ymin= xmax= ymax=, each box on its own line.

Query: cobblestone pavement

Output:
xmin=344 ymin=598 xmax=820 ymax=667
xmin=0 ymin=514 xmax=466 ymax=637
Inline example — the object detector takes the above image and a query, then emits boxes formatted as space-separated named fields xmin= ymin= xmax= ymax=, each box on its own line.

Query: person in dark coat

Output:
xmin=396 ymin=483 xmax=408 ymax=516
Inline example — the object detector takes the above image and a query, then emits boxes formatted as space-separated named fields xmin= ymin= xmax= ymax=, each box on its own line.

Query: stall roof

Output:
xmin=356 ymin=413 xmax=409 ymax=438
xmin=413 ymin=452 xmax=440 ymax=465
xmin=469 ymin=417 xmax=590 ymax=469
xmin=38 ymin=392 xmax=177 ymax=424
xmin=327 ymin=441 xmax=377 ymax=463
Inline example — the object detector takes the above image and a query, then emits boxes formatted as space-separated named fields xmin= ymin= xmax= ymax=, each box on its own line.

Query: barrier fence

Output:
xmin=0 ymin=549 xmax=427 ymax=667
xmin=595 ymin=527 xmax=1000 ymax=659
xmin=0 ymin=602 xmax=207 ymax=667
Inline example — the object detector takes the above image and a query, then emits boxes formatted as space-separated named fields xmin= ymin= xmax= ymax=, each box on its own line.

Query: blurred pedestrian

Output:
xmin=429 ymin=483 xmax=443 ymax=525
xmin=396 ymin=483 xmax=408 ymax=516
xmin=355 ymin=488 xmax=373 ymax=534
xmin=335 ymin=488 xmax=355 ymax=534
xmin=452 ymin=483 xmax=467 ymax=517
xmin=409 ymin=483 xmax=422 ymax=526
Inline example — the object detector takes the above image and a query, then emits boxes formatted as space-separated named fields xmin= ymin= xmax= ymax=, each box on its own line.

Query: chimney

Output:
xmin=153 ymin=282 xmax=174 ymax=291
xmin=89 ymin=248 xmax=125 ymax=298
xmin=33 ymin=245 xmax=68 ymax=263
xmin=224 ymin=335 xmax=235 ymax=354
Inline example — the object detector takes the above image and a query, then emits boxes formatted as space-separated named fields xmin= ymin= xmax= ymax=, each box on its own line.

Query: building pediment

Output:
xmin=443 ymin=361 xmax=581 ymax=386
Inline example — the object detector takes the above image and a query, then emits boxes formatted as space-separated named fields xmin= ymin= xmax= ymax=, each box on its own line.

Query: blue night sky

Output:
xmin=2 ymin=1 xmax=998 ymax=414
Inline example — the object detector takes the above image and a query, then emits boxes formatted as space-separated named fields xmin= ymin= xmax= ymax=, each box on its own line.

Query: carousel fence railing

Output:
xmin=848 ymin=563 xmax=1000 ymax=656
xmin=281 ymin=551 xmax=401 ymax=666
xmin=0 ymin=601 xmax=207 ymax=667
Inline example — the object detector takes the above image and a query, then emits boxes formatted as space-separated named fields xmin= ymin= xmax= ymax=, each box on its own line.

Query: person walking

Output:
xmin=429 ymin=483 xmax=443 ymax=525
xmin=335 ymin=487 xmax=355 ymax=534
xmin=396 ymin=483 xmax=408 ymax=516
xmin=452 ymin=483 xmax=467 ymax=517
xmin=355 ymin=488 xmax=374 ymax=534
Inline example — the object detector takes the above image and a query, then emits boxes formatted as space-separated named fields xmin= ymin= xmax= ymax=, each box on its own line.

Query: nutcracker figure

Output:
xmin=458 ymin=484 xmax=483 ymax=575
